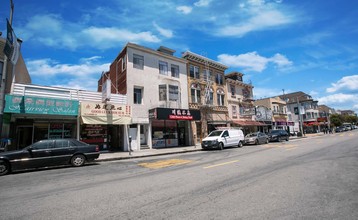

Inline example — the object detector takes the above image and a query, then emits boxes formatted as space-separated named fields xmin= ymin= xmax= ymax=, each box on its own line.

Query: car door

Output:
xmin=258 ymin=133 xmax=264 ymax=144
xmin=28 ymin=140 xmax=54 ymax=168
xmin=221 ymin=130 xmax=230 ymax=147
xmin=51 ymin=139 xmax=76 ymax=165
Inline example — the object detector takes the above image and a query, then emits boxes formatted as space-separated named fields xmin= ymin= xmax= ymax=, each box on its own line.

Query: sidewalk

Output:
xmin=96 ymin=132 xmax=325 ymax=162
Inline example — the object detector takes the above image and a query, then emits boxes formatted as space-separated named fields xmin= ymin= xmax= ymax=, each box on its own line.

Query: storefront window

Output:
xmin=81 ymin=124 xmax=107 ymax=150
xmin=152 ymin=120 xmax=178 ymax=148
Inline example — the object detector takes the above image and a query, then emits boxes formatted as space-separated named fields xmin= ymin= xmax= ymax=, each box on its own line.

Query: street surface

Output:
xmin=1 ymin=130 xmax=357 ymax=219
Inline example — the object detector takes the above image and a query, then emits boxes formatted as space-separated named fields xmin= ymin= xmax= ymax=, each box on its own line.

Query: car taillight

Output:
xmin=95 ymin=145 xmax=99 ymax=152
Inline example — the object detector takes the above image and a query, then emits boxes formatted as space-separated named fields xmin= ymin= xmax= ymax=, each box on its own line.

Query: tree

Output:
xmin=330 ymin=114 xmax=343 ymax=127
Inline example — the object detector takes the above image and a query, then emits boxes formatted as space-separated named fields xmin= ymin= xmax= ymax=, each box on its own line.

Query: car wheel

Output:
xmin=286 ymin=137 xmax=289 ymax=141
xmin=278 ymin=137 xmax=281 ymax=142
xmin=255 ymin=139 xmax=259 ymax=145
xmin=0 ymin=160 xmax=10 ymax=176
xmin=238 ymin=141 xmax=243 ymax=148
xmin=219 ymin=143 xmax=224 ymax=150
xmin=266 ymin=139 xmax=269 ymax=144
xmin=71 ymin=154 xmax=86 ymax=167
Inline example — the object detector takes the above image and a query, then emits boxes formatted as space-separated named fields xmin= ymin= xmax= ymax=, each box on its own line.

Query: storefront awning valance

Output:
xmin=80 ymin=102 xmax=131 ymax=125
xmin=232 ymin=120 xmax=266 ymax=126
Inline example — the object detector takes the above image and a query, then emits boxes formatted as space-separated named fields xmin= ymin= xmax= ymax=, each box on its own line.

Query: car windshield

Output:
xmin=246 ymin=133 xmax=257 ymax=137
xmin=208 ymin=130 xmax=223 ymax=137
xmin=269 ymin=130 xmax=280 ymax=135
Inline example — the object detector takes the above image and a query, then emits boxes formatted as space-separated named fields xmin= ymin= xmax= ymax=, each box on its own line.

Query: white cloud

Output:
xmin=318 ymin=93 xmax=358 ymax=111
xmin=26 ymin=58 xmax=110 ymax=91
xmin=19 ymin=14 xmax=161 ymax=50
xmin=194 ymin=0 xmax=212 ymax=7
xmin=216 ymin=9 xmax=294 ymax=37
xmin=217 ymin=52 xmax=292 ymax=72
xmin=176 ymin=6 xmax=192 ymax=14
xmin=326 ymin=75 xmax=358 ymax=93
xmin=153 ymin=22 xmax=173 ymax=38
xmin=27 ymin=58 xmax=109 ymax=77
xmin=269 ymin=53 xmax=293 ymax=67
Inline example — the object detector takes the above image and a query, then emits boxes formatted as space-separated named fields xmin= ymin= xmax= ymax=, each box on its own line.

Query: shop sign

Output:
xmin=149 ymin=108 xmax=201 ymax=120
xmin=4 ymin=95 xmax=79 ymax=116
xmin=81 ymin=102 xmax=131 ymax=117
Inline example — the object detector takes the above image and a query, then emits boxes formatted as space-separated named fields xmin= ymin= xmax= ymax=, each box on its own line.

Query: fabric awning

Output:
xmin=232 ymin=120 xmax=266 ymax=126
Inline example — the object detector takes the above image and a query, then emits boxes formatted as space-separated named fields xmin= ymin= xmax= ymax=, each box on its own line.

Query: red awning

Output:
xmin=232 ymin=120 xmax=266 ymax=126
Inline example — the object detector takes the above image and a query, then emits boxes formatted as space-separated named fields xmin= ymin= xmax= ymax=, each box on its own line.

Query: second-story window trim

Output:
xmin=133 ymin=54 xmax=144 ymax=70
xmin=159 ymin=61 xmax=168 ymax=75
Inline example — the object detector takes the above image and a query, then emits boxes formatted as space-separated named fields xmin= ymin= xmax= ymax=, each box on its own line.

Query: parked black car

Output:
xmin=268 ymin=130 xmax=289 ymax=142
xmin=0 ymin=139 xmax=100 ymax=176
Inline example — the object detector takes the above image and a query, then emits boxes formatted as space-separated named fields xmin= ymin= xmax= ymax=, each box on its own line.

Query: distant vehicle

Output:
xmin=244 ymin=132 xmax=269 ymax=145
xmin=268 ymin=130 xmax=289 ymax=142
xmin=335 ymin=126 xmax=345 ymax=133
xmin=0 ymin=139 xmax=100 ymax=176
xmin=201 ymin=129 xmax=244 ymax=150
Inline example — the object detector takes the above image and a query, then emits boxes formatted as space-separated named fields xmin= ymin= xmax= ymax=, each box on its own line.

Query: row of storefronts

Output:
xmin=3 ymin=94 xmax=202 ymax=151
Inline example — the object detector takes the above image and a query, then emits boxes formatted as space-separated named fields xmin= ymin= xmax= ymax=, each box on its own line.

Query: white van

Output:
xmin=201 ymin=129 xmax=245 ymax=150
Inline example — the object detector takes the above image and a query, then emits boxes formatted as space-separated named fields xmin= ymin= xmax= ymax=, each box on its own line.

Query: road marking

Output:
xmin=285 ymin=147 xmax=297 ymax=151
xmin=203 ymin=160 xmax=239 ymax=169
xmin=138 ymin=159 xmax=192 ymax=169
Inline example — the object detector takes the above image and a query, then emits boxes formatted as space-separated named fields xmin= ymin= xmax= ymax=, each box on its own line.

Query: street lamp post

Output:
xmin=296 ymin=98 xmax=305 ymax=137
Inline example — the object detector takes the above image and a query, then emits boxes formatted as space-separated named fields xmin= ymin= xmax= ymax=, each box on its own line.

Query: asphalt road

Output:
xmin=0 ymin=130 xmax=357 ymax=220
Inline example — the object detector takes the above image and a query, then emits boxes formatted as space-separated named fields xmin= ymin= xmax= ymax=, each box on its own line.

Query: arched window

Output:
xmin=217 ymin=89 xmax=225 ymax=106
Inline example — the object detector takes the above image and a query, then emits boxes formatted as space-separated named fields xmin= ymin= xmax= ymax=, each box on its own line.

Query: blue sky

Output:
xmin=1 ymin=0 xmax=358 ymax=113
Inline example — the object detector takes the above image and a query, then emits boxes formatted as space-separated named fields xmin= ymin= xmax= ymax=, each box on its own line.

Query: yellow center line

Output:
xmin=285 ymin=147 xmax=297 ymax=151
xmin=203 ymin=160 xmax=239 ymax=169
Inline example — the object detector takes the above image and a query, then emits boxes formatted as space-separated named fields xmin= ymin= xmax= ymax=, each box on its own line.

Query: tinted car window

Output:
xmin=222 ymin=131 xmax=229 ymax=137
xmin=69 ymin=139 xmax=88 ymax=146
xmin=31 ymin=140 xmax=53 ymax=150
xmin=55 ymin=140 xmax=70 ymax=148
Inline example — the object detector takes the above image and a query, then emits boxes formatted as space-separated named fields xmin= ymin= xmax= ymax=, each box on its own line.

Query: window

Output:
xmin=169 ymin=85 xmax=179 ymax=101
xmin=216 ymin=73 xmax=223 ymax=85
xmin=55 ymin=140 xmax=70 ymax=148
xmin=134 ymin=87 xmax=143 ymax=104
xmin=217 ymin=89 xmax=225 ymax=106
xmin=190 ymin=65 xmax=200 ymax=79
xmin=133 ymin=54 xmax=144 ymax=70
xmin=203 ymin=69 xmax=211 ymax=82
xmin=159 ymin=85 xmax=167 ymax=101
xmin=159 ymin=61 xmax=168 ymax=75
xmin=191 ymin=84 xmax=201 ymax=103
xmin=32 ymin=140 xmax=53 ymax=150
xmin=230 ymin=85 xmax=235 ymax=96
xmin=204 ymin=87 xmax=213 ymax=105
xmin=122 ymin=55 xmax=126 ymax=71
xmin=171 ymin=64 xmax=179 ymax=78
xmin=232 ymin=106 xmax=237 ymax=118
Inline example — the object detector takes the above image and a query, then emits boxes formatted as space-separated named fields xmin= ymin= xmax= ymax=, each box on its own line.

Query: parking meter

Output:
xmin=128 ymin=136 xmax=132 ymax=155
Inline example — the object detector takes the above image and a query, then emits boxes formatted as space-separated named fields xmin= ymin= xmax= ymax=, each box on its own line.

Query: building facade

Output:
xmin=225 ymin=72 xmax=267 ymax=134
xmin=98 ymin=43 xmax=200 ymax=151
xmin=182 ymin=51 xmax=229 ymax=144
xmin=280 ymin=92 xmax=319 ymax=134
xmin=254 ymin=96 xmax=292 ymax=132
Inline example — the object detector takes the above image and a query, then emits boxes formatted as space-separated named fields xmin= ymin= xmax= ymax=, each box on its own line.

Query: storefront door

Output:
xmin=16 ymin=126 xmax=33 ymax=149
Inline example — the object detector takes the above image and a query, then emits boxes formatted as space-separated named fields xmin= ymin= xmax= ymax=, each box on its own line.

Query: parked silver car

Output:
xmin=244 ymin=132 xmax=269 ymax=145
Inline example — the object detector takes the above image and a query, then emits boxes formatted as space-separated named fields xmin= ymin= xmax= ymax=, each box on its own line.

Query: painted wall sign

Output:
xmin=4 ymin=95 xmax=79 ymax=116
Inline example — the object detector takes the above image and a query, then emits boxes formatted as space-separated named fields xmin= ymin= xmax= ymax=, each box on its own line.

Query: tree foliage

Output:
xmin=330 ymin=114 xmax=358 ymax=127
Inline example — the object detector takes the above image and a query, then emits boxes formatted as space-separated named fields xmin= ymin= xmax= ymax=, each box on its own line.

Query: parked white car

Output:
xmin=201 ymin=129 xmax=244 ymax=150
